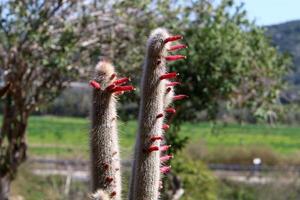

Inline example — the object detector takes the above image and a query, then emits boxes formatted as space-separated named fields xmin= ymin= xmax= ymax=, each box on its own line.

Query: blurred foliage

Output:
xmin=170 ymin=154 xmax=217 ymax=200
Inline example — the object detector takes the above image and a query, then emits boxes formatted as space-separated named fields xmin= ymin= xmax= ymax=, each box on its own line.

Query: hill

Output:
xmin=266 ymin=20 xmax=300 ymax=84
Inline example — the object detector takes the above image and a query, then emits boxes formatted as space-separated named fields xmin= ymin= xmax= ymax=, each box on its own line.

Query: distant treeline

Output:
xmin=23 ymin=84 xmax=300 ymax=125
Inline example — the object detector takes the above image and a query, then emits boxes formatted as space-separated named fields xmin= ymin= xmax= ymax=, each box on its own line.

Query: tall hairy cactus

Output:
xmin=129 ymin=28 xmax=187 ymax=200
xmin=89 ymin=60 xmax=134 ymax=199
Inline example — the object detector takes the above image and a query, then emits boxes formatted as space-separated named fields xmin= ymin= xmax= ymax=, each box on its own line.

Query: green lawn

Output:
xmin=26 ymin=115 xmax=300 ymax=158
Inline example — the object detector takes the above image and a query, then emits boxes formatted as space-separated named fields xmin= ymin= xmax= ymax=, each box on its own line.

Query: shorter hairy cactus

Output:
xmin=89 ymin=60 xmax=134 ymax=199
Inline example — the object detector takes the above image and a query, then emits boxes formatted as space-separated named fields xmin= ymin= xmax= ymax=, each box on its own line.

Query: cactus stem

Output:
xmin=168 ymin=44 xmax=187 ymax=51
xmin=173 ymin=94 xmax=189 ymax=101
xmin=166 ymin=82 xmax=181 ymax=87
xmin=164 ymin=35 xmax=183 ymax=44
xmin=146 ymin=145 xmax=160 ymax=153
xmin=160 ymin=154 xmax=173 ymax=162
xmin=113 ymin=77 xmax=130 ymax=85
xmin=160 ymin=145 xmax=171 ymax=152
xmin=159 ymin=72 xmax=178 ymax=80
xmin=150 ymin=136 xmax=164 ymax=142
xmin=156 ymin=113 xmax=164 ymax=119
xmin=165 ymin=55 xmax=186 ymax=61
xmin=89 ymin=80 xmax=101 ymax=89
xmin=160 ymin=166 xmax=171 ymax=174
xmin=162 ymin=124 xmax=170 ymax=131
xmin=165 ymin=108 xmax=176 ymax=114
xmin=111 ymin=85 xmax=135 ymax=93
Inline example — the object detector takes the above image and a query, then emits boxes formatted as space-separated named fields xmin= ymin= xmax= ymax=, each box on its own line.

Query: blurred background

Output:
xmin=0 ymin=0 xmax=300 ymax=199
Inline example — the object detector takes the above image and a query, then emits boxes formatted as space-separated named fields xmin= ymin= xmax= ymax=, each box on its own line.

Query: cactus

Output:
xmin=129 ymin=28 xmax=187 ymax=200
xmin=89 ymin=28 xmax=187 ymax=200
xmin=89 ymin=60 xmax=134 ymax=199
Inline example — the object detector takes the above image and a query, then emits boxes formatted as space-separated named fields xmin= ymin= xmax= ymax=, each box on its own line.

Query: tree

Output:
xmin=0 ymin=0 xmax=122 ymax=198
xmin=110 ymin=0 xmax=291 ymax=199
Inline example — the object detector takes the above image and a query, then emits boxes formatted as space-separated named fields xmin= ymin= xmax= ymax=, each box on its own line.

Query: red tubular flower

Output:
xmin=160 ymin=145 xmax=171 ymax=152
xmin=164 ymin=35 xmax=183 ymax=44
xmin=113 ymin=77 xmax=130 ymax=85
xmin=160 ymin=154 xmax=173 ymax=162
xmin=89 ymin=80 xmax=101 ymax=89
xmin=156 ymin=113 xmax=164 ymax=119
xmin=168 ymin=44 xmax=187 ymax=51
xmin=165 ymin=108 xmax=176 ymax=114
xmin=173 ymin=95 xmax=188 ymax=101
xmin=112 ymin=85 xmax=135 ymax=93
xmin=106 ymin=84 xmax=116 ymax=91
xmin=150 ymin=136 xmax=163 ymax=142
xmin=147 ymin=145 xmax=160 ymax=153
xmin=162 ymin=124 xmax=170 ymax=131
xmin=165 ymin=55 xmax=186 ymax=61
xmin=166 ymin=82 xmax=181 ymax=87
xmin=160 ymin=166 xmax=171 ymax=174
xmin=159 ymin=72 xmax=178 ymax=80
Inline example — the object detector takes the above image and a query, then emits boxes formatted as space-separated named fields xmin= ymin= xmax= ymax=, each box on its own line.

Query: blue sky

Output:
xmin=236 ymin=0 xmax=300 ymax=25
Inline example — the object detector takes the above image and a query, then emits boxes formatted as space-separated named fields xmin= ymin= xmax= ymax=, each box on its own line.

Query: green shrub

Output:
xmin=172 ymin=154 xmax=217 ymax=200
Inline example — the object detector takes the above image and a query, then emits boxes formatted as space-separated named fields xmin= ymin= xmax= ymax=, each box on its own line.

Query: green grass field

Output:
xmin=26 ymin=115 xmax=300 ymax=159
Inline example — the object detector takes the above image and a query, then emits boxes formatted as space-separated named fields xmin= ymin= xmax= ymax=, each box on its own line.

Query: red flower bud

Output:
xmin=168 ymin=44 xmax=187 ymax=51
xmin=165 ymin=108 xmax=176 ymax=114
xmin=164 ymin=35 xmax=183 ymax=44
xmin=160 ymin=154 xmax=173 ymax=162
xmin=165 ymin=55 xmax=186 ymax=61
xmin=166 ymin=82 xmax=181 ymax=87
xmin=173 ymin=95 xmax=188 ymax=101
xmin=160 ymin=145 xmax=171 ymax=152
xmin=113 ymin=77 xmax=130 ymax=85
xmin=162 ymin=124 xmax=170 ymax=131
xmin=159 ymin=72 xmax=178 ymax=80
xmin=146 ymin=145 xmax=160 ymax=153
xmin=112 ymin=85 xmax=135 ymax=93
xmin=160 ymin=166 xmax=171 ymax=174
xmin=89 ymin=80 xmax=101 ymax=89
